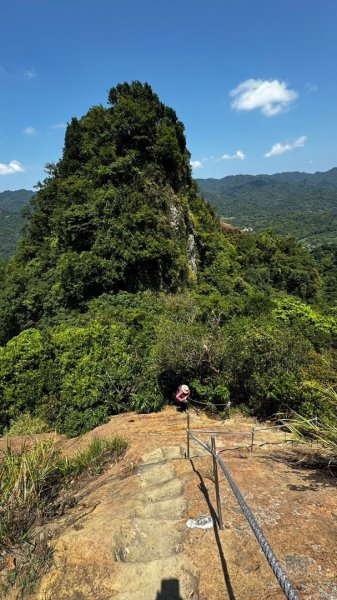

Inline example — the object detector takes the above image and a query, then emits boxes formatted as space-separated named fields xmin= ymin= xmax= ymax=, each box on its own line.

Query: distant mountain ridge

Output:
xmin=196 ymin=167 xmax=337 ymax=247
xmin=0 ymin=189 xmax=34 ymax=213
xmin=197 ymin=167 xmax=337 ymax=193
xmin=0 ymin=189 xmax=34 ymax=261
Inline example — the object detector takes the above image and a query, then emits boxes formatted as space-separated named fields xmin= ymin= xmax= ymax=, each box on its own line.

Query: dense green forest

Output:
xmin=0 ymin=82 xmax=336 ymax=439
xmin=197 ymin=170 xmax=337 ymax=246
xmin=0 ymin=190 xmax=33 ymax=260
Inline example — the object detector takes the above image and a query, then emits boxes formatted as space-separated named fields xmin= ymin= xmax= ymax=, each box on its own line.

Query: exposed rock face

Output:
xmin=169 ymin=203 xmax=181 ymax=229
xmin=169 ymin=199 xmax=198 ymax=277
xmin=220 ymin=221 xmax=240 ymax=233
xmin=188 ymin=232 xmax=198 ymax=276
xmin=22 ymin=408 xmax=337 ymax=600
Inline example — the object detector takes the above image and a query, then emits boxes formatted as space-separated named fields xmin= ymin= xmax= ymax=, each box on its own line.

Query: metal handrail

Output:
xmin=187 ymin=427 xmax=300 ymax=600
xmin=186 ymin=428 xmax=252 ymax=436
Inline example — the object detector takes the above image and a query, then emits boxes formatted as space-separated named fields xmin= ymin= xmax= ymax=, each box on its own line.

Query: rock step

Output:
xmin=142 ymin=445 xmax=184 ymax=463
xmin=144 ymin=477 xmax=183 ymax=501
xmin=115 ymin=518 xmax=182 ymax=563
xmin=111 ymin=554 xmax=198 ymax=600
xmin=134 ymin=494 xmax=186 ymax=520
xmin=112 ymin=447 xmax=199 ymax=598
xmin=138 ymin=462 xmax=175 ymax=487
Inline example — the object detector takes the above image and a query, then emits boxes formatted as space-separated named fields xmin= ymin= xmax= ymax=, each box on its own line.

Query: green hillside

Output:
xmin=0 ymin=82 xmax=336 ymax=441
xmin=197 ymin=169 xmax=337 ymax=246
xmin=0 ymin=190 xmax=33 ymax=260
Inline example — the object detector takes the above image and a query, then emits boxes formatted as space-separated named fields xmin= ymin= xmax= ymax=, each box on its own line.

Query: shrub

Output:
xmin=0 ymin=329 xmax=46 ymax=432
xmin=190 ymin=378 xmax=230 ymax=413
xmin=225 ymin=318 xmax=314 ymax=417
xmin=273 ymin=295 xmax=337 ymax=348
xmin=0 ymin=321 xmax=134 ymax=437
xmin=130 ymin=383 xmax=165 ymax=413
xmin=5 ymin=413 xmax=50 ymax=437
xmin=148 ymin=314 xmax=227 ymax=394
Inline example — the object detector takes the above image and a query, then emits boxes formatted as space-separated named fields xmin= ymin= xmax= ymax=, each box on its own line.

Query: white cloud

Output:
xmin=221 ymin=150 xmax=246 ymax=160
xmin=230 ymin=79 xmax=298 ymax=117
xmin=51 ymin=122 xmax=66 ymax=130
xmin=0 ymin=160 xmax=24 ymax=175
xmin=264 ymin=135 xmax=307 ymax=158
xmin=23 ymin=126 xmax=36 ymax=135
xmin=190 ymin=160 xmax=203 ymax=169
xmin=23 ymin=68 xmax=36 ymax=80
xmin=306 ymin=83 xmax=317 ymax=93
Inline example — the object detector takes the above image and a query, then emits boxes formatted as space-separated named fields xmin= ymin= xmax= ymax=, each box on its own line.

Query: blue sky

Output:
xmin=0 ymin=0 xmax=336 ymax=191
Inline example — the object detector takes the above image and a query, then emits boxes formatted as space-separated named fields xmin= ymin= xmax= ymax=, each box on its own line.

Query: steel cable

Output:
xmin=188 ymin=431 xmax=299 ymax=600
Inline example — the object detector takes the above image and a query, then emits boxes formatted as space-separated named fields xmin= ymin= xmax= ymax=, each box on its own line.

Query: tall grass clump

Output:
xmin=62 ymin=436 xmax=127 ymax=477
xmin=0 ymin=436 xmax=127 ymax=552
xmin=0 ymin=440 xmax=63 ymax=551
xmin=284 ymin=389 xmax=337 ymax=468
xmin=5 ymin=413 xmax=50 ymax=437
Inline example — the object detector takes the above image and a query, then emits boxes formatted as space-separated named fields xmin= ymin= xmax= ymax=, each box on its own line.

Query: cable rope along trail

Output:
xmin=188 ymin=431 xmax=300 ymax=600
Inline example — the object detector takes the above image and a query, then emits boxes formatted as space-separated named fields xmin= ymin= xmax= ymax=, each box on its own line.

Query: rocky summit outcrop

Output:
xmin=12 ymin=408 xmax=335 ymax=600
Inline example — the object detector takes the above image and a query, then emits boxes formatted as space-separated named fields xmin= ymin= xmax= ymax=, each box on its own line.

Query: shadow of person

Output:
xmin=155 ymin=578 xmax=183 ymax=600
xmin=190 ymin=459 xmax=236 ymax=600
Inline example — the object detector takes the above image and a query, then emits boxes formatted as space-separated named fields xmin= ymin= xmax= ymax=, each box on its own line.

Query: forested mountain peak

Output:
xmin=0 ymin=82 xmax=335 ymax=443
xmin=0 ymin=82 xmax=228 ymax=340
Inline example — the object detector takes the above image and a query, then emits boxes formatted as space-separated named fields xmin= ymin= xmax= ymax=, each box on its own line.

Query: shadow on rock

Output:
xmin=190 ymin=459 xmax=236 ymax=600
xmin=155 ymin=578 xmax=182 ymax=599
xmin=261 ymin=450 xmax=337 ymax=488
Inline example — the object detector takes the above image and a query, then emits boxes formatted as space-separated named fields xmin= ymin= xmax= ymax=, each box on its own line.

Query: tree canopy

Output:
xmin=0 ymin=82 xmax=228 ymax=341
xmin=0 ymin=82 xmax=336 ymax=438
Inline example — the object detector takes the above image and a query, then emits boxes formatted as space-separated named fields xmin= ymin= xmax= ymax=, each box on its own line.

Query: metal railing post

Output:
xmin=250 ymin=428 xmax=255 ymax=452
xmin=186 ymin=410 xmax=190 ymax=459
xmin=211 ymin=436 xmax=223 ymax=530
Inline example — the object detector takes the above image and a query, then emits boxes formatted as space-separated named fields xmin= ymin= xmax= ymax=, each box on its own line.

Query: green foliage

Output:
xmin=5 ymin=413 xmax=50 ymax=437
xmin=46 ymin=322 xmax=133 ymax=437
xmin=273 ymin=295 xmax=337 ymax=347
xmin=312 ymin=242 xmax=337 ymax=304
xmin=0 ymin=83 xmax=336 ymax=435
xmin=0 ymin=322 xmax=133 ymax=437
xmin=234 ymin=231 xmax=320 ymax=301
xmin=1 ymin=285 xmax=336 ymax=432
xmin=146 ymin=297 xmax=227 ymax=395
xmin=0 ymin=329 xmax=46 ymax=431
xmin=190 ymin=378 xmax=230 ymax=412
xmin=130 ymin=383 xmax=165 ymax=414
xmin=224 ymin=319 xmax=315 ymax=417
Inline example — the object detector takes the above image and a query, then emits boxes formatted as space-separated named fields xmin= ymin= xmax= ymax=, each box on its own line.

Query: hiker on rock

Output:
xmin=175 ymin=384 xmax=190 ymax=409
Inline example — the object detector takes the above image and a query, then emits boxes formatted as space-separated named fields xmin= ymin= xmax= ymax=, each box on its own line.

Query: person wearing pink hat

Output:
xmin=175 ymin=384 xmax=190 ymax=409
